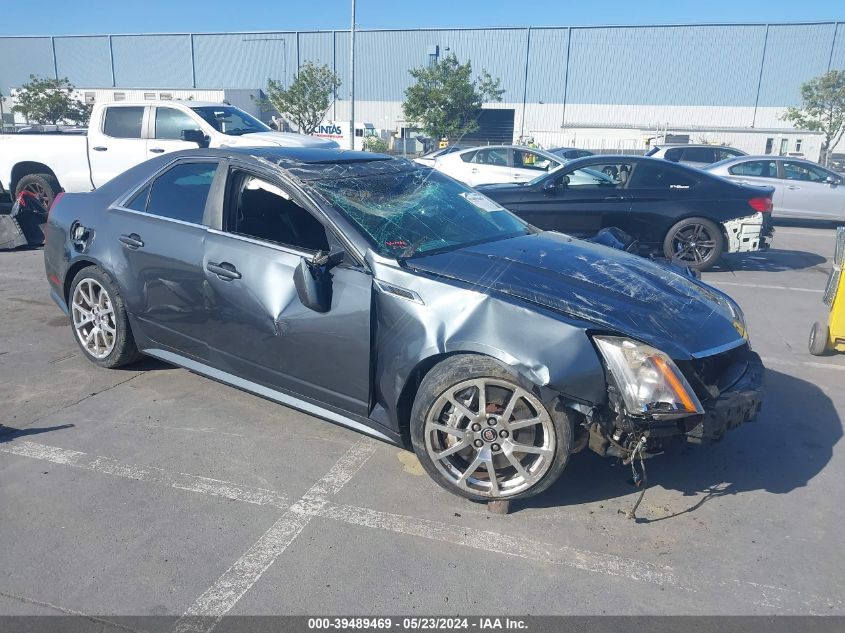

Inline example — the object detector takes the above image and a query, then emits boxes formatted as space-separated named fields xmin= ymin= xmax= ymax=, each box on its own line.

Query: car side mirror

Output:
xmin=542 ymin=178 xmax=558 ymax=194
xmin=293 ymin=249 xmax=346 ymax=313
xmin=825 ymin=175 xmax=840 ymax=186
xmin=181 ymin=129 xmax=210 ymax=148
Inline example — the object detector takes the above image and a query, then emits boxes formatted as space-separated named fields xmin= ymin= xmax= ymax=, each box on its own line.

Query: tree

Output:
xmin=11 ymin=75 xmax=91 ymax=126
xmin=781 ymin=69 xmax=845 ymax=165
xmin=402 ymin=53 xmax=504 ymax=143
xmin=258 ymin=62 xmax=342 ymax=135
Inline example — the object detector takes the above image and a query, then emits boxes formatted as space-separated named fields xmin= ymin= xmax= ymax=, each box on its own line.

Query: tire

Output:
xmin=15 ymin=173 xmax=61 ymax=209
xmin=69 ymin=266 xmax=142 ymax=368
xmin=808 ymin=321 xmax=829 ymax=356
xmin=662 ymin=217 xmax=724 ymax=271
xmin=410 ymin=354 xmax=572 ymax=501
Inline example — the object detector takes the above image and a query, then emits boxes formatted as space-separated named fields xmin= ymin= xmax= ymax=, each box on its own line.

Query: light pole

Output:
xmin=349 ymin=0 xmax=356 ymax=150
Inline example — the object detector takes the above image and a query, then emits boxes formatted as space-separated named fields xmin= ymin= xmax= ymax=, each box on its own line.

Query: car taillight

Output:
xmin=49 ymin=192 xmax=65 ymax=214
xmin=45 ymin=192 xmax=64 ymax=245
xmin=748 ymin=197 xmax=772 ymax=213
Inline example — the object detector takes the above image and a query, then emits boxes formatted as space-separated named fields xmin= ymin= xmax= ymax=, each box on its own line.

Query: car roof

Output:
xmin=102 ymin=100 xmax=226 ymax=108
xmin=653 ymin=143 xmax=743 ymax=150
xmin=456 ymin=145 xmax=563 ymax=159
xmin=160 ymin=147 xmax=408 ymax=181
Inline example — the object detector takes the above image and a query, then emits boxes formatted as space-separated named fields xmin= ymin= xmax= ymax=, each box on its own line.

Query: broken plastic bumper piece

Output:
xmin=684 ymin=351 xmax=764 ymax=443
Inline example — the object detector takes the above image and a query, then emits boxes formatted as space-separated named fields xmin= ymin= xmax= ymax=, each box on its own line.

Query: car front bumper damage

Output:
xmin=581 ymin=347 xmax=764 ymax=460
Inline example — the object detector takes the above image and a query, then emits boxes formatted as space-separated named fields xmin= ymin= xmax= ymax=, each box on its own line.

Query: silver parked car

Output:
xmin=646 ymin=144 xmax=747 ymax=168
xmin=706 ymin=156 xmax=845 ymax=222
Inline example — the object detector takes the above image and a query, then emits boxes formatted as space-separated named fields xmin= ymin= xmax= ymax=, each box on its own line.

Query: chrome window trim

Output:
xmin=689 ymin=337 xmax=747 ymax=360
xmin=205 ymin=227 xmax=319 ymax=259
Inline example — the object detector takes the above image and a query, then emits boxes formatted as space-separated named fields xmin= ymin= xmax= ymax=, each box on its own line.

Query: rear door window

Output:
xmin=728 ymin=160 xmax=778 ymax=178
xmin=141 ymin=162 xmax=217 ymax=224
xmin=680 ymin=147 xmax=716 ymax=163
xmin=472 ymin=148 xmax=509 ymax=166
xmin=103 ymin=106 xmax=144 ymax=138
xmin=627 ymin=163 xmax=697 ymax=189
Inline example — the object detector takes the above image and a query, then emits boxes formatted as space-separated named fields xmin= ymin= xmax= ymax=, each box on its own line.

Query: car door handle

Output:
xmin=787 ymin=185 xmax=800 ymax=190
xmin=92 ymin=146 xmax=108 ymax=151
xmin=207 ymin=261 xmax=241 ymax=281
xmin=603 ymin=195 xmax=627 ymax=201
xmin=118 ymin=233 xmax=144 ymax=249
xmin=149 ymin=148 xmax=165 ymax=154
xmin=471 ymin=168 xmax=479 ymax=173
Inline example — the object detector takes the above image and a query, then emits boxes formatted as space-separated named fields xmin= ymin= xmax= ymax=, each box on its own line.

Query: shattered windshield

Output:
xmin=313 ymin=169 xmax=529 ymax=258
xmin=191 ymin=106 xmax=270 ymax=136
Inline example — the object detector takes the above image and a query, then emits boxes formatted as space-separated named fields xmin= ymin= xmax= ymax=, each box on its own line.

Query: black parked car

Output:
xmin=45 ymin=148 xmax=763 ymax=502
xmin=476 ymin=155 xmax=775 ymax=271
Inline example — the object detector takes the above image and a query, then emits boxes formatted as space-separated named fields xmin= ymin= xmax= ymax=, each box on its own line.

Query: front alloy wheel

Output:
xmin=411 ymin=355 xmax=571 ymax=501
xmin=425 ymin=379 xmax=555 ymax=497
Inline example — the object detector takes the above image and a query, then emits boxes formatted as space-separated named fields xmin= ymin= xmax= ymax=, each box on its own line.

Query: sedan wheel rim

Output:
xmin=71 ymin=279 xmax=116 ymax=359
xmin=424 ymin=378 xmax=556 ymax=498
xmin=22 ymin=182 xmax=50 ymax=208
xmin=672 ymin=224 xmax=716 ymax=264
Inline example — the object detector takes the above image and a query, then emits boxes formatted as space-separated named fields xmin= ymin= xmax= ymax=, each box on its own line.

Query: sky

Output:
xmin=0 ymin=0 xmax=843 ymax=36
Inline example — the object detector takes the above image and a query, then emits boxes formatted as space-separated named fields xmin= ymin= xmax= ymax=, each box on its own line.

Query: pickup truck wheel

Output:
xmin=69 ymin=266 xmax=142 ymax=368
xmin=15 ymin=173 xmax=61 ymax=209
xmin=663 ymin=217 xmax=724 ymax=271
xmin=410 ymin=355 xmax=571 ymax=502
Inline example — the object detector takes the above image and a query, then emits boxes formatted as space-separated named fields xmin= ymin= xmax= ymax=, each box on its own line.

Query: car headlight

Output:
xmin=594 ymin=336 xmax=704 ymax=418
xmin=725 ymin=296 xmax=748 ymax=341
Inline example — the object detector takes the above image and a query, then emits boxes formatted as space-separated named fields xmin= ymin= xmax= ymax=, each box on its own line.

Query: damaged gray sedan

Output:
xmin=44 ymin=148 xmax=764 ymax=501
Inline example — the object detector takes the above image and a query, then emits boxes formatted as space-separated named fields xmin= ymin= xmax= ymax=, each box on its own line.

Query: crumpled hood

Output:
xmin=406 ymin=232 xmax=746 ymax=359
xmin=220 ymin=132 xmax=339 ymax=148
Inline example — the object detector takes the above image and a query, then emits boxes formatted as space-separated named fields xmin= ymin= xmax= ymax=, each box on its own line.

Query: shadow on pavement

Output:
xmin=0 ymin=423 xmax=75 ymax=443
xmin=524 ymin=369 xmax=841 ymax=516
xmin=709 ymin=250 xmax=828 ymax=273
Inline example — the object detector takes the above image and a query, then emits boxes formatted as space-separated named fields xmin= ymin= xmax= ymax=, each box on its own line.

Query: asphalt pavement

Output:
xmin=1 ymin=224 xmax=843 ymax=624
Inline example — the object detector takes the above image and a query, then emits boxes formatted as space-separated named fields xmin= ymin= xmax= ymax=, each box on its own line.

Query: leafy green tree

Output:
xmin=258 ymin=62 xmax=342 ymax=135
xmin=402 ymin=53 xmax=504 ymax=143
xmin=782 ymin=69 xmax=845 ymax=165
xmin=11 ymin=75 xmax=91 ymax=126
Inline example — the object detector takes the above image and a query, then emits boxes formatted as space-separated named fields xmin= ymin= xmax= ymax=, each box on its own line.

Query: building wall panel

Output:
xmin=194 ymin=32 xmax=297 ymax=90
xmin=0 ymin=37 xmax=55 ymax=92
xmin=757 ymin=23 xmax=838 ymax=107
xmin=54 ymin=36 xmax=113 ymax=87
xmin=111 ymin=35 xmax=193 ymax=88
xmin=566 ymin=25 xmax=766 ymax=107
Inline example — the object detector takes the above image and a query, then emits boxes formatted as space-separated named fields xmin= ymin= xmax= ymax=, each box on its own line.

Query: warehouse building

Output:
xmin=1 ymin=22 xmax=844 ymax=157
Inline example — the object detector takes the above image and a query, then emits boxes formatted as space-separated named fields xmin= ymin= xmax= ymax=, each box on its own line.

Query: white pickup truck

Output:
xmin=0 ymin=100 xmax=337 ymax=207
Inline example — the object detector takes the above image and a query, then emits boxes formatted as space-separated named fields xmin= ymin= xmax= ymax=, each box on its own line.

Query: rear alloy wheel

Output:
xmin=69 ymin=266 xmax=142 ymax=368
xmin=663 ymin=217 xmax=724 ymax=271
xmin=411 ymin=355 xmax=571 ymax=501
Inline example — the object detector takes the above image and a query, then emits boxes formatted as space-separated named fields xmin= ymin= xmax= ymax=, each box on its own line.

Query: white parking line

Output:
xmin=2 ymin=438 xmax=841 ymax=615
xmin=317 ymin=502 xmax=677 ymax=585
xmin=171 ymin=438 xmax=377 ymax=633
xmin=775 ymin=228 xmax=838 ymax=237
xmin=0 ymin=440 xmax=290 ymax=509
xmin=708 ymin=280 xmax=823 ymax=293
xmin=762 ymin=356 xmax=845 ymax=372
